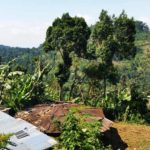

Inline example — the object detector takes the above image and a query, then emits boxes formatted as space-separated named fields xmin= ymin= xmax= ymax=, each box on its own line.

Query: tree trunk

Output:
xmin=103 ymin=76 xmax=107 ymax=105
xmin=69 ymin=67 xmax=77 ymax=100
xmin=69 ymin=80 xmax=76 ymax=101
xmin=59 ymin=86 xmax=63 ymax=101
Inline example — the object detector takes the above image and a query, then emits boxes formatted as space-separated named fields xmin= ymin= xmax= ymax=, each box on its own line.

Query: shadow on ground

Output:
xmin=102 ymin=127 xmax=128 ymax=150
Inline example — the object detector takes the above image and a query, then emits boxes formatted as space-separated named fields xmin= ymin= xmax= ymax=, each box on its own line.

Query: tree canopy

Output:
xmin=85 ymin=10 xmax=136 ymax=99
xmin=44 ymin=13 xmax=90 ymax=100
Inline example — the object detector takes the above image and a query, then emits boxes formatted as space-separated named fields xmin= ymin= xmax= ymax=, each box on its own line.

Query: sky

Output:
xmin=0 ymin=0 xmax=150 ymax=48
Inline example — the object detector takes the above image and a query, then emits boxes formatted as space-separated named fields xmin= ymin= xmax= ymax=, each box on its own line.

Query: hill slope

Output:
xmin=0 ymin=45 xmax=40 ymax=63
xmin=113 ymin=122 xmax=150 ymax=150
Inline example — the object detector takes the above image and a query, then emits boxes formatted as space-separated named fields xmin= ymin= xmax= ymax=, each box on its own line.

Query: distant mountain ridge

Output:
xmin=0 ymin=44 xmax=35 ymax=50
xmin=0 ymin=44 xmax=41 ymax=63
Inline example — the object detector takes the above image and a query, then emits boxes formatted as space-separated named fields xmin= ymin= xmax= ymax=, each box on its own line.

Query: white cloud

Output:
xmin=0 ymin=22 xmax=50 ymax=48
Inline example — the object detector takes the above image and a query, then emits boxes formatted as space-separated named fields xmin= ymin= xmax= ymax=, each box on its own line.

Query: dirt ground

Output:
xmin=113 ymin=122 xmax=150 ymax=150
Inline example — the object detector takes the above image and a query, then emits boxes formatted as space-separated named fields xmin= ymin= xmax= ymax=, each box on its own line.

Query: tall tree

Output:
xmin=86 ymin=10 xmax=136 ymax=102
xmin=87 ymin=10 xmax=117 ymax=100
xmin=114 ymin=11 xmax=136 ymax=60
xmin=44 ymin=13 xmax=90 ymax=100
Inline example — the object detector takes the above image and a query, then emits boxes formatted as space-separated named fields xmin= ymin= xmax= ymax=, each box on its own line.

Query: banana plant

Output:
xmin=0 ymin=59 xmax=52 ymax=112
xmin=117 ymin=87 xmax=131 ymax=121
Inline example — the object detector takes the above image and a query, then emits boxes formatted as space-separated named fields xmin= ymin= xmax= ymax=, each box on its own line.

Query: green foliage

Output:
xmin=135 ymin=20 xmax=149 ymax=32
xmin=44 ymin=87 xmax=59 ymax=101
xmin=44 ymin=13 xmax=90 ymax=56
xmin=85 ymin=10 xmax=136 ymax=102
xmin=136 ymin=32 xmax=150 ymax=46
xmin=44 ymin=13 xmax=90 ymax=100
xmin=59 ymin=110 xmax=106 ymax=150
xmin=0 ymin=59 xmax=51 ymax=112
xmin=88 ymin=11 xmax=116 ymax=100
xmin=0 ymin=10 xmax=149 ymax=125
xmin=0 ymin=45 xmax=41 ymax=73
xmin=0 ymin=133 xmax=12 ymax=148
xmin=92 ymin=10 xmax=113 ymax=43
xmin=114 ymin=11 xmax=136 ymax=59
xmin=103 ymin=82 xmax=148 ymax=123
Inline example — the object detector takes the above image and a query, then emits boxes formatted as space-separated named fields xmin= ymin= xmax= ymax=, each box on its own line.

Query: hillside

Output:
xmin=113 ymin=122 xmax=150 ymax=150
xmin=135 ymin=21 xmax=150 ymax=52
xmin=0 ymin=45 xmax=43 ymax=73
xmin=0 ymin=45 xmax=40 ymax=63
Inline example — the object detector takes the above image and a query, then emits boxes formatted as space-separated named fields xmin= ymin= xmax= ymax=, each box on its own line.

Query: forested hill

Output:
xmin=135 ymin=21 xmax=150 ymax=47
xmin=0 ymin=45 xmax=43 ymax=73
xmin=134 ymin=22 xmax=150 ymax=65
xmin=0 ymin=45 xmax=41 ymax=63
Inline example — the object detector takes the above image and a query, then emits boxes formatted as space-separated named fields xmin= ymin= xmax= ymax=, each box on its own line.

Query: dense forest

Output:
xmin=0 ymin=10 xmax=150 ymax=149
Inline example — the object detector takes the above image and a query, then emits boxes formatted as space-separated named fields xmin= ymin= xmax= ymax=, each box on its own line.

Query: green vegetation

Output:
xmin=59 ymin=110 xmax=106 ymax=150
xmin=44 ymin=13 xmax=90 ymax=100
xmin=0 ymin=45 xmax=41 ymax=73
xmin=0 ymin=9 xmax=150 ymax=149
xmin=0 ymin=134 xmax=12 ymax=149
xmin=0 ymin=58 xmax=52 ymax=112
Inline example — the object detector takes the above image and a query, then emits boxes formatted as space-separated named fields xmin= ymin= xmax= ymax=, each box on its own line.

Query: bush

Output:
xmin=0 ymin=134 xmax=12 ymax=149
xmin=59 ymin=109 xmax=110 ymax=150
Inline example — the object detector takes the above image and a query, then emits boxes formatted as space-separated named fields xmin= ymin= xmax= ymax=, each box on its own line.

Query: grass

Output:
xmin=113 ymin=122 xmax=150 ymax=150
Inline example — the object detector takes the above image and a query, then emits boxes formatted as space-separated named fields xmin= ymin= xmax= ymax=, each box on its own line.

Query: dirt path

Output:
xmin=113 ymin=122 xmax=150 ymax=150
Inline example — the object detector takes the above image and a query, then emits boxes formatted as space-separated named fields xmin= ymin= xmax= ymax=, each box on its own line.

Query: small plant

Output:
xmin=59 ymin=109 xmax=107 ymax=150
xmin=0 ymin=133 xmax=12 ymax=149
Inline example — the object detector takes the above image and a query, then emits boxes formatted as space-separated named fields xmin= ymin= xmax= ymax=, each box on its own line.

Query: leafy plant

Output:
xmin=0 ymin=59 xmax=52 ymax=112
xmin=59 ymin=109 xmax=108 ymax=150
xmin=0 ymin=133 xmax=12 ymax=149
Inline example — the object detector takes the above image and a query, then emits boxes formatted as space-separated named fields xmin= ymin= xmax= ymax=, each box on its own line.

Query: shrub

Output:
xmin=59 ymin=109 xmax=109 ymax=150
xmin=0 ymin=134 xmax=12 ymax=149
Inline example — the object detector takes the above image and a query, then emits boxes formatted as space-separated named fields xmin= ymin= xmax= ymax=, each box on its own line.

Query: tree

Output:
xmin=44 ymin=13 xmax=90 ymax=100
xmin=135 ymin=20 xmax=149 ymax=32
xmin=85 ymin=10 xmax=136 ymax=102
xmin=114 ymin=11 xmax=136 ymax=60
xmin=86 ymin=10 xmax=117 ymax=100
